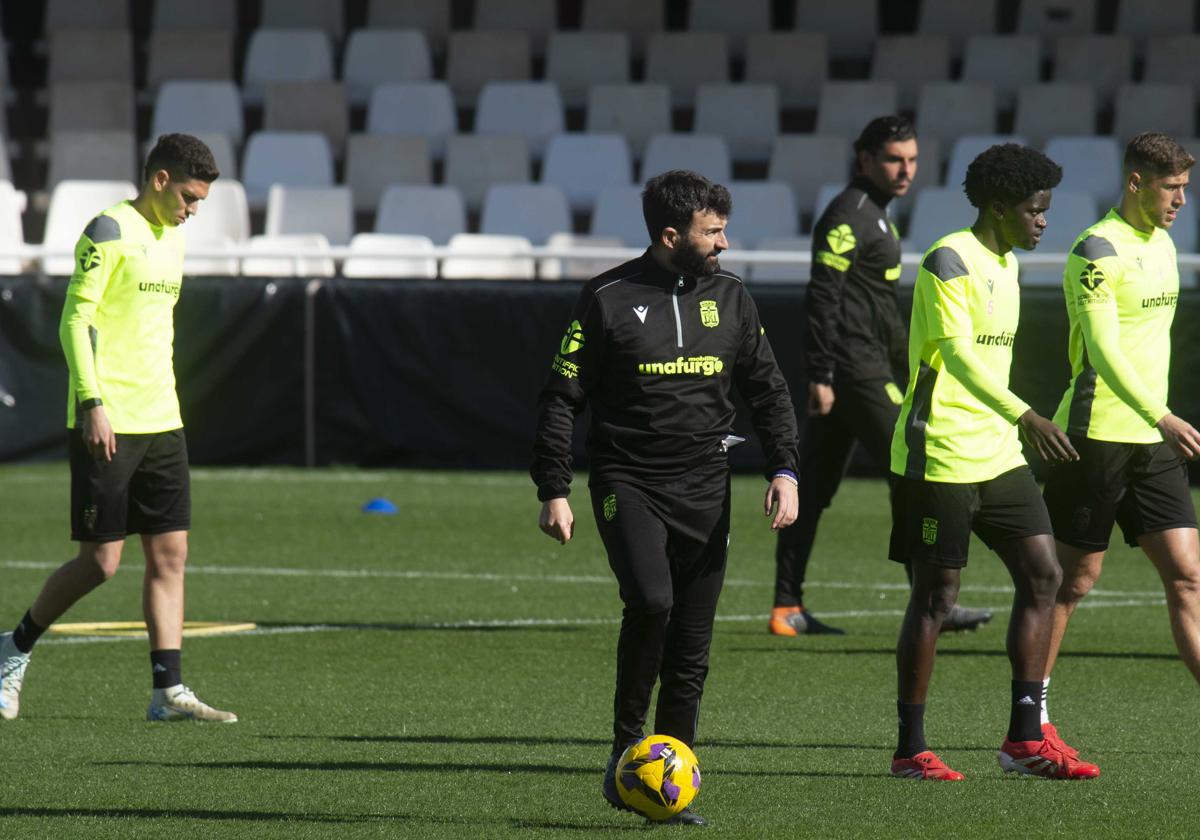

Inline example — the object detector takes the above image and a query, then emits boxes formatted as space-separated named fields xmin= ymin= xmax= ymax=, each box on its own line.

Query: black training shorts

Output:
xmin=1044 ymin=436 xmax=1197 ymax=551
xmin=889 ymin=465 xmax=1052 ymax=568
xmin=69 ymin=428 xmax=191 ymax=543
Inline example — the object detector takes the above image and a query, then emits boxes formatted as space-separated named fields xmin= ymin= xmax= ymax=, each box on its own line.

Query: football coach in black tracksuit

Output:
xmin=532 ymin=170 xmax=800 ymax=827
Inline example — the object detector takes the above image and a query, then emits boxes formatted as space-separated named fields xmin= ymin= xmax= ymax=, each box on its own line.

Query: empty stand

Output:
xmin=366 ymin=82 xmax=456 ymax=159
xmin=48 ymin=131 xmax=137 ymax=190
xmin=870 ymin=36 xmax=951 ymax=111
xmin=794 ymin=0 xmax=878 ymax=61
xmin=961 ymin=36 xmax=1040 ymax=111
xmin=367 ymin=0 xmax=450 ymax=52
xmin=915 ymin=83 xmax=997 ymax=148
xmin=1044 ymin=136 xmax=1124 ymax=207
xmin=474 ymin=82 xmax=565 ymax=160
xmin=342 ymin=29 xmax=433 ymax=105
xmin=264 ymin=82 xmax=349 ymax=158
xmin=644 ymin=33 xmax=731 ymax=108
xmin=152 ymin=0 xmax=236 ymax=30
xmin=585 ymin=84 xmax=672 ymax=160
xmin=642 ymin=134 xmax=732 ymax=184
xmin=693 ymin=84 xmax=780 ymax=163
xmin=344 ymin=135 xmax=433 ymax=213
xmin=241 ymin=234 xmax=335 ymax=277
xmin=474 ymin=0 xmax=558 ymax=55
xmin=241 ymin=132 xmax=335 ymax=208
xmin=538 ymin=233 xmax=627 ymax=280
xmin=768 ymin=135 xmax=852 ymax=221
xmin=545 ymin=32 xmax=630 ymax=109
xmin=445 ymin=31 xmax=531 ymax=106
xmin=153 ymin=81 xmax=244 ymax=146
xmin=1052 ymin=36 xmax=1132 ymax=105
xmin=242 ymin=29 xmax=335 ymax=105
xmin=1013 ymin=84 xmax=1098 ymax=150
xmin=725 ymin=182 xmax=799 ymax=249
xmin=183 ymin=180 xmax=251 ymax=244
xmin=744 ymin=33 xmax=828 ymax=110
xmin=815 ymin=82 xmax=898 ymax=139
xmin=375 ymin=185 xmax=467 ymax=244
xmin=443 ymin=135 xmax=532 ymax=212
xmin=260 ymin=0 xmax=344 ymax=43
xmin=688 ymin=0 xmax=771 ymax=59
xmin=441 ymin=233 xmax=535 ymax=280
xmin=1113 ymin=84 xmax=1195 ymax=146
xmin=541 ymin=134 xmax=634 ymax=213
xmin=146 ymin=30 xmax=235 ymax=92
xmin=480 ymin=184 xmax=572 ymax=245
xmin=342 ymin=233 xmax=439 ymax=279
xmin=265 ymin=185 xmax=355 ymax=246
xmin=591 ymin=185 xmax=652 ymax=247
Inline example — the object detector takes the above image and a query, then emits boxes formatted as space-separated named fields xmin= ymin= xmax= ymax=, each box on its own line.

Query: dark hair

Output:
xmin=1124 ymin=132 xmax=1195 ymax=179
xmin=641 ymin=170 xmax=732 ymax=241
xmin=143 ymin=133 xmax=220 ymax=183
xmin=853 ymin=115 xmax=916 ymax=157
xmin=963 ymin=143 xmax=1062 ymax=208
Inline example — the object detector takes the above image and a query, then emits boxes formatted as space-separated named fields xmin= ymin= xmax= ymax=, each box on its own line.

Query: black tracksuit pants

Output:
xmin=774 ymin=377 xmax=901 ymax=607
xmin=590 ymin=455 xmax=730 ymax=754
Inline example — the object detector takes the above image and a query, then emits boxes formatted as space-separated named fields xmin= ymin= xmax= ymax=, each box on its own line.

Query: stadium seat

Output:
xmin=241 ymin=132 xmax=335 ymax=209
xmin=945 ymin=135 xmax=1028 ymax=193
xmin=441 ymin=233 xmax=536 ymax=280
xmin=264 ymin=82 xmax=349 ymax=159
xmin=726 ymin=182 xmax=799 ymax=249
xmin=1113 ymin=84 xmax=1195 ymax=146
xmin=265 ymin=185 xmax=354 ymax=246
xmin=42 ymin=180 xmax=138 ymax=276
xmin=545 ymin=32 xmax=630 ymax=109
xmin=342 ymin=233 xmax=438 ymax=279
xmin=375 ymin=185 xmax=467 ymax=244
xmin=49 ymin=82 xmax=134 ymax=134
xmin=903 ymin=186 xmax=975 ymax=258
xmin=1017 ymin=0 xmax=1096 ymax=41
xmin=46 ymin=0 xmax=128 ymax=31
xmin=152 ymin=0 xmax=235 ymax=30
xmin=146 ymin=30 xmax=235 ymax=92
xmin=0 ymin=181 xmax=26 ymax=275
xmin=591 ymin=185 xmax=652 ymax=246
xmin=241 ymin=234 xmax=335 ymax=277
xmin=768 ymin=135 xmax=852 ymax=222
xmin=744 ymin=33 xmax=828 ymax=110
xmin=344 ymin=135 xmax=432 ymax=213
xmin=480 ymin=184 xmax=572 ymax=245
xmin=1013 ymin=84 xmax=1097 ymax=150
xmin=48 ymin=29 xmax=133 ymax=87
xmin=581 ymin=0 xmax=663 ymax=57
xmin=261 ymin=0 xmax=344 ymax=43
xmin=366 ymin=82 xmax=456 ymax=159
xmin=794 ymin=0 xmax=877 ymax=62
xmin=1116 ymin=0 xmax=1194 ymax=47
xmin=642 ymin=134 xmax=732 ymax=184
xmin=585 ymin=84 xmax=672 ymax=160
xmin=474 ymin=0 xmax=557 ymax=56
xmin=961 ymin=36 xmax=1040 ymax=112
xmin=748 ymin=236 xmax=812 ymax=283
xmin=644 ymin=33 xmax=730 ymax=108
xmin=182 ymin=180 xmax=251 ymax=243
xmin=870 ymin=36 xmax=952 ymax=111
xmin=367 ymin=0 xmax=450 ymax=52
xmin=1053 ymin=36 xmax=1132 ymax=105
xmin=693 ymin=84 xmax=780 ymax=164
xmin=242 ymin=29 xmax=335 ymax=106
xmin=152 ymin=81 xmax=243 ymax=147
xmin=811 ymin=183 xmax=846 ymax=225
xmin=181 ymin=233 xmax=239 ymax=276
xmin=541 ymin=134 xmax=634 ymax=213
xmin=47 ymin=131 xmax=137 ymax=190
xmin=474 ymin=82 xmax=564 ymax=160
xmin=915 ymin=83 xmax=997 ymax=148
xmin=815 ymin=82 xmax=898 ymax=140
xmin=916 ymin=0 xmax=998 ymax=58
xmin=1144 ymin=36 xmax=1200 ymax=89
xmin=443 ymin=135 xmax=531 ymax=212
xmin=538 ymin=233 xmax=627 ymax=280
xmin=687 ymin=0 xmax=770 ymax=59
xmin=1021 ymin=190 xmax=1099 ymax=286
xmin=342 ymin=29 xmax=433 ymax=106
xmin=445 ymin=32 xmax=531 ymax=106
xmin=1043 ymin=136 xmax=1122 ymax=207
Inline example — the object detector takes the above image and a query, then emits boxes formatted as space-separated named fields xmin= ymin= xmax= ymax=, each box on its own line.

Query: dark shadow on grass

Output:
xmin=253 ymin=621 xmax=587 ymax=634
xmin=729 ymin=646 xmax=1181 ymax=662
xmin=258 ymin=733 xmax=891 ymax=750
xmin=0 ymin=807 xmax=392 ymax=824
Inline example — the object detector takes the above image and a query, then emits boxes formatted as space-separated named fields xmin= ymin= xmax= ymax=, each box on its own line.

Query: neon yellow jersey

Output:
xmin=60 ymin=201 xmax=186 ymax=433
xmin=891 ymin=229 xmax=1028 ymax=482
xmin=1053 ymin=209 xmax=1176 ymax=443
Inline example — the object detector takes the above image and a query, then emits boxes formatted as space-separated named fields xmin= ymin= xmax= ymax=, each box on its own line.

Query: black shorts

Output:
xmin=1044 ymin=436 xmax=1197 ymax=551
xmin=889 ymin=466 xmax=1052 ymax=568
xmin=69 ymin=428 xmax=191 ymax=543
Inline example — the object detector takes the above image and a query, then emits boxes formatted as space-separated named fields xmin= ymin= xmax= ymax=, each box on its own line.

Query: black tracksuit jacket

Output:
xmin=532 ymin=251 xmax=800 ymax=501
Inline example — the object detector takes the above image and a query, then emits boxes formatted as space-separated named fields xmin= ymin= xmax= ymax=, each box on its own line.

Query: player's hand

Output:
xmin=808 ymin=382 xmax=834 ymax=416
xmin=1017 ymin=409 xmax=1078 ymax=464
xmin=1157 ymin=413 xmax=1200 ymax=460
xmin=539 ymin=497 xmax=574 ymax=544
xmin=764 ymin=476 xmax=798 ymax=531
xmin=82 ymin=405 xmax=116 ymax=462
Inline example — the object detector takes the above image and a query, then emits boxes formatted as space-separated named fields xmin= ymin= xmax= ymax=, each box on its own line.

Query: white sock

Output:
xmin=1040 ymin=677 xmax=1050 ymax=726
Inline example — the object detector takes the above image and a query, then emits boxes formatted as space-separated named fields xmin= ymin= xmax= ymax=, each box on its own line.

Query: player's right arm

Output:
xmin=803 ymin=207 xmax=857 ymax=414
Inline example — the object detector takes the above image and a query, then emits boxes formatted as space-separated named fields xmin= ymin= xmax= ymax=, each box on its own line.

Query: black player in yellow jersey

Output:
xmin=1041 ymin=134 xmax=1200 ymax=756
xmin=0 ymin=135 xmax=236 ymax=723
xmin=889 ymin=144 xmax=1098 ymax=781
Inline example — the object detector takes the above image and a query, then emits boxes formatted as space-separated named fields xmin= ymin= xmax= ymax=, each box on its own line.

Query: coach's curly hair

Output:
xmin=143 ymin=133 xmax=220 ymax=184
xmin=642 ymin=170 xmax=731 ymax=241
xmin=963 ymin=143 xmax=1062 ymax=209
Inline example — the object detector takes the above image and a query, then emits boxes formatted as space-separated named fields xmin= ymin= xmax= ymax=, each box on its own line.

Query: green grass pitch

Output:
xmin=1 ymin=464 xmax=1198 ymax=838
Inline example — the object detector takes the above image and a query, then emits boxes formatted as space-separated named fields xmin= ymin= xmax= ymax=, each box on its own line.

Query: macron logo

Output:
xmin=633 ymin=305 xmax=648 ymax=323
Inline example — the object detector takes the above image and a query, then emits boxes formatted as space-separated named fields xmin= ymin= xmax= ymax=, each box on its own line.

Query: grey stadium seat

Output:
xmin=375 ymin=185 xmax=467 ymax=245
xmin=480 ymin=184 xmax=572 ymax=245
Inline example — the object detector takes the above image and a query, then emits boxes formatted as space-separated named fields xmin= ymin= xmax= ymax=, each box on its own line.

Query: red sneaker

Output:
xmin=998 ymin=737 xmax=1100 ymax=779
xmin=891 ymin=750 xmax=965 ymax=781
xmin=1042 ymin=722 xmax=1079 ymax=760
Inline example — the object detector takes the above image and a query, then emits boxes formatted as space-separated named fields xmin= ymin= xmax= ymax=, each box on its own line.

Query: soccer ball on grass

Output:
xmin=615 ymin=734 xmax=701 ymax=821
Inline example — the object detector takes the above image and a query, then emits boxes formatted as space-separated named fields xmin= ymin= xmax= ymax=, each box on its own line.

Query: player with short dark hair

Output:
xmin=1040 ymin=132 xmax=1200 ymax=758
xmin=770 ymin=115 xmax=991 ymax=637
xmin=532 ymin=169 xmax=800 ymax=826
xmin=0 ymin=133 xmax=235 ymax=723
xmin=889 ymin=144 xmax=1098 ymax=780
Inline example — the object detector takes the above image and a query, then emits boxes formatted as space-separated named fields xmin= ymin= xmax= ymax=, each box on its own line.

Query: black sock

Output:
xmin=11 ymin=610 xmax=46 ymax=654
xmin=150 ymin=649 xmax=182 ymax=689
xmin=1008 ymin=680 xmax=1043 ymax=742
xmin=896 ymin=701 xmax=927 ymax=759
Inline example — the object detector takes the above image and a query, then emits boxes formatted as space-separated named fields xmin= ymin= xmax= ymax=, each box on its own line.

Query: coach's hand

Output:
xmin=1017 ymin=409 xmax=1078 ymax=464
xmin=765 ymin=476 xmax=798 ymax=531
xmin=82 ymin=405 xmax=116 ymax=462
xmin=539 ymin=497 xmax=574 ymax=544
xmin=808 ymin=382 xmax=834 ymax=416
xmin=1157 ymin=413 xmax=1200 ymax=460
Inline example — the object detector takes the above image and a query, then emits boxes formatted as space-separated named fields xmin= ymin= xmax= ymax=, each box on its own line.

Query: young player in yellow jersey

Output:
xmin=0 ymin=135 xmax=236 ymax=723
xmin=1041 ymin=133 xmax=1200 ymax=759
xmin=888 ymin=144 xmax=1099 ymax=781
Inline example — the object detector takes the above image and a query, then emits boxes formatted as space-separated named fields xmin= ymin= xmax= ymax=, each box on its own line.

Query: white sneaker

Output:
xmin=147 ymin=684 xmax=238 ymax=723
xmin=0 ymin=632 xmax=31 ymax=721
